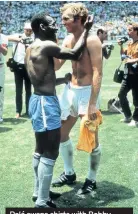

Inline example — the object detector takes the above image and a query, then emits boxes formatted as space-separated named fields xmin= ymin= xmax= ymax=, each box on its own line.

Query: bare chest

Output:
xmin=72 ymin=47 xmax=92 ymax=77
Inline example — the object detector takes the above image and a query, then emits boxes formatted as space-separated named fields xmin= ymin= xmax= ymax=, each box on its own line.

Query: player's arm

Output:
xmin=54 ymin=15 xmax=93 ymax=70
xmin=54 ymin=57 xmax=65 ymax=71
xmin=56 ymin=77 xmax=66 ymax=85
xmin=54 ymin=35 xmax=72 ymax=71
xmin=120 ymin=46 xmax=127 ymax=56
xmin=42 ymin=30 xmax=88 ymax=61
xmin=7 ymin=35 xmax=21 ymax=43
xmin=0 ymin=43 xmax=8 ymax=56
xmin=102 ymin=46 xmax=111 ymax=59
xmin=87 ymin=35 xmax=103 ymax=119
xmin=24 ymin=47 xmax=30 ymax=70
xmin=0 ymin=36 xmax=8 ymax=56
xmin=42 ymin=15 xmax=93 ymax=60
xmin=56 ymin=73 xmax=72 ymax=86
xmin=126 ymin=57 xmax=138 ymax=64
xmin=118 ymin=40 xmax=127 ymax=55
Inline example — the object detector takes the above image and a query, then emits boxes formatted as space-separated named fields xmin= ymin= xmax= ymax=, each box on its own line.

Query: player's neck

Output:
xmin=35 ymin=34 xmax=55 ymax=42
xmin=73 ymin=26 xmax=85 ymax=40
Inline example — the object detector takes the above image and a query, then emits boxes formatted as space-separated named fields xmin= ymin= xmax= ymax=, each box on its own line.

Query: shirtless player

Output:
xmin=52 ymin=3 xmax=103 ymax=195
xmin=25 ymin=12 xmax=92 ymax=208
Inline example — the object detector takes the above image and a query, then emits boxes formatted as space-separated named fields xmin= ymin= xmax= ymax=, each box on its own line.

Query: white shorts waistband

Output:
xmin=69 ymin=82 xmax=91 ymax=90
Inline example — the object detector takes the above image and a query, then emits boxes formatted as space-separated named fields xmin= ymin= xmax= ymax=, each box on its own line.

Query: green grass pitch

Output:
xmin=0 ymin=45 xmax=137 ymax=213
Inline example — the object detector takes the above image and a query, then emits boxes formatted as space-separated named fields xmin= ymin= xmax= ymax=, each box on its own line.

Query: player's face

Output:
xmin=43 ymin=16 xmax=57 ymax=41
xmin=45 ymin=16 xmax=57 ymax=33
xmin=62 ymin=8 xmax=79 ymax=33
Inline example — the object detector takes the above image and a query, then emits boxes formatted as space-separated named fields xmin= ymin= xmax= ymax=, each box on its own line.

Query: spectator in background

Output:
xmin=97 ymin=27 xmax=114 ymax=110
xmin=0 ymin=22 xmax=8 ymax=123
xmin=118 ymin=23 xmax=138 ymax=127
xmin=8 ymin=22 xmax=33 ymax=119
xmin=97 ymin=27 xmax=114 ymax=59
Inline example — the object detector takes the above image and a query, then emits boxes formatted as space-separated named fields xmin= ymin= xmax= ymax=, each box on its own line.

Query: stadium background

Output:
xmin=1 ymin=1 xmax=138 ymax=40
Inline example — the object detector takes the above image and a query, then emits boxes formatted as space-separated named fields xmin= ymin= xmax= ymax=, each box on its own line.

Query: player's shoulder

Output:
xmin=87 ymin=34 xmax=101 ymax=49
xmin=32 ymin=39 xmax=56 ymax=48
xmin=64 ymin=34 xmax=73 ymax=40
xmin=87 ymin=34 xmax=100 ymax=43
xmin=62 ymin=34 xmax=74 ymax=46
xmin=86 ymin=34 xmax=101 ymax=51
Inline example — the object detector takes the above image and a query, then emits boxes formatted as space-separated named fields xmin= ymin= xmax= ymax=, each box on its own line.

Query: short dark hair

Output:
xmin=97 ymin=28 xmax=104 ymax=36
xmin=31 ymin=12 xmax=49 ymax=34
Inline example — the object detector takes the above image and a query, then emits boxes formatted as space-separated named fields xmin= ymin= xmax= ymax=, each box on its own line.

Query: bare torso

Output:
xmin=65 ymin=34 xmax=93 ymax=86
xmin=26 ymin=40 xmax=56 ymax=95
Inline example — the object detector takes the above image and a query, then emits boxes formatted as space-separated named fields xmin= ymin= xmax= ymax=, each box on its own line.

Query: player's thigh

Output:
xmin=35 ymin=132 xmax=43 ymax=154
xmin=35 ymin=129 xmax=61 ymax=159
xmin=60 ymin=115 xmax=78 ymax=142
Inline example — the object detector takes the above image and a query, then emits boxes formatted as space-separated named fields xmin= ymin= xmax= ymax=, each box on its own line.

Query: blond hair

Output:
xmin=60 ymin=3 xmax=88 ymax=24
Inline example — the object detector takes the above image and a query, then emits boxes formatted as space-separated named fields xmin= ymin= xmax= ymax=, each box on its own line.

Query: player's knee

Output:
xmin=43 ymin=150 xmax=59 ymax=160
xmin=52 ymin=150 xmax=59 ymax=160
xmin=92 ymin=144 xmax=101 ymax=155
xmin=60 ymin=134 xmax=69 ymax=142
xmin=35 ymin=147 xmax=42 ymax=154
xmin=33 ymin=153 xmax=41 ymax=169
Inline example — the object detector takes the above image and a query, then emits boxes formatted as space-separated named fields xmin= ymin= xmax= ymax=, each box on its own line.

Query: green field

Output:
xmin=0 ymin=46 xmax=138 ymax=213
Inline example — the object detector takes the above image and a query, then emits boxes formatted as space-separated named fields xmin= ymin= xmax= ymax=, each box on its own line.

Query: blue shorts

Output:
xmin=29 ymin=94 xmax=61 ymax=132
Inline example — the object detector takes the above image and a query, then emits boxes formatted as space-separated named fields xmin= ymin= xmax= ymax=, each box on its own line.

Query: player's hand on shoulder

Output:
xmin=84 ymin=15 xmax=94 ymax=32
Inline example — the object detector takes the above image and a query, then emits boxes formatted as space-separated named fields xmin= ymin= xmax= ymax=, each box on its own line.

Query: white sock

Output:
xmin=36 ymin=157 xmax=55 ymax=207
xmin=87 ymin=145 xmax=101 ymax=181
xmin=32 ymin=153 xmax=41 ymax=197
xmin=59 ymin=139 xmax=74 ymax=175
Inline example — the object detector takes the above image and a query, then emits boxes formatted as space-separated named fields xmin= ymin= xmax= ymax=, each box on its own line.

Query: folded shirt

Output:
xmin=77 ymin=110 xmax=103 ymax=153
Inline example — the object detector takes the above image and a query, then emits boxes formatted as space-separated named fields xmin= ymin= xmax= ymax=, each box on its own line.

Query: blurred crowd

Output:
xmin=1 ymin=1 xmax=138 ymax=40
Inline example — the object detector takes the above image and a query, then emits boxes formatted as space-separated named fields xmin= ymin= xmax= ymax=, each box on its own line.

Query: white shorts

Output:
xmin=58 ymin=82 xmax=100 ymax=120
